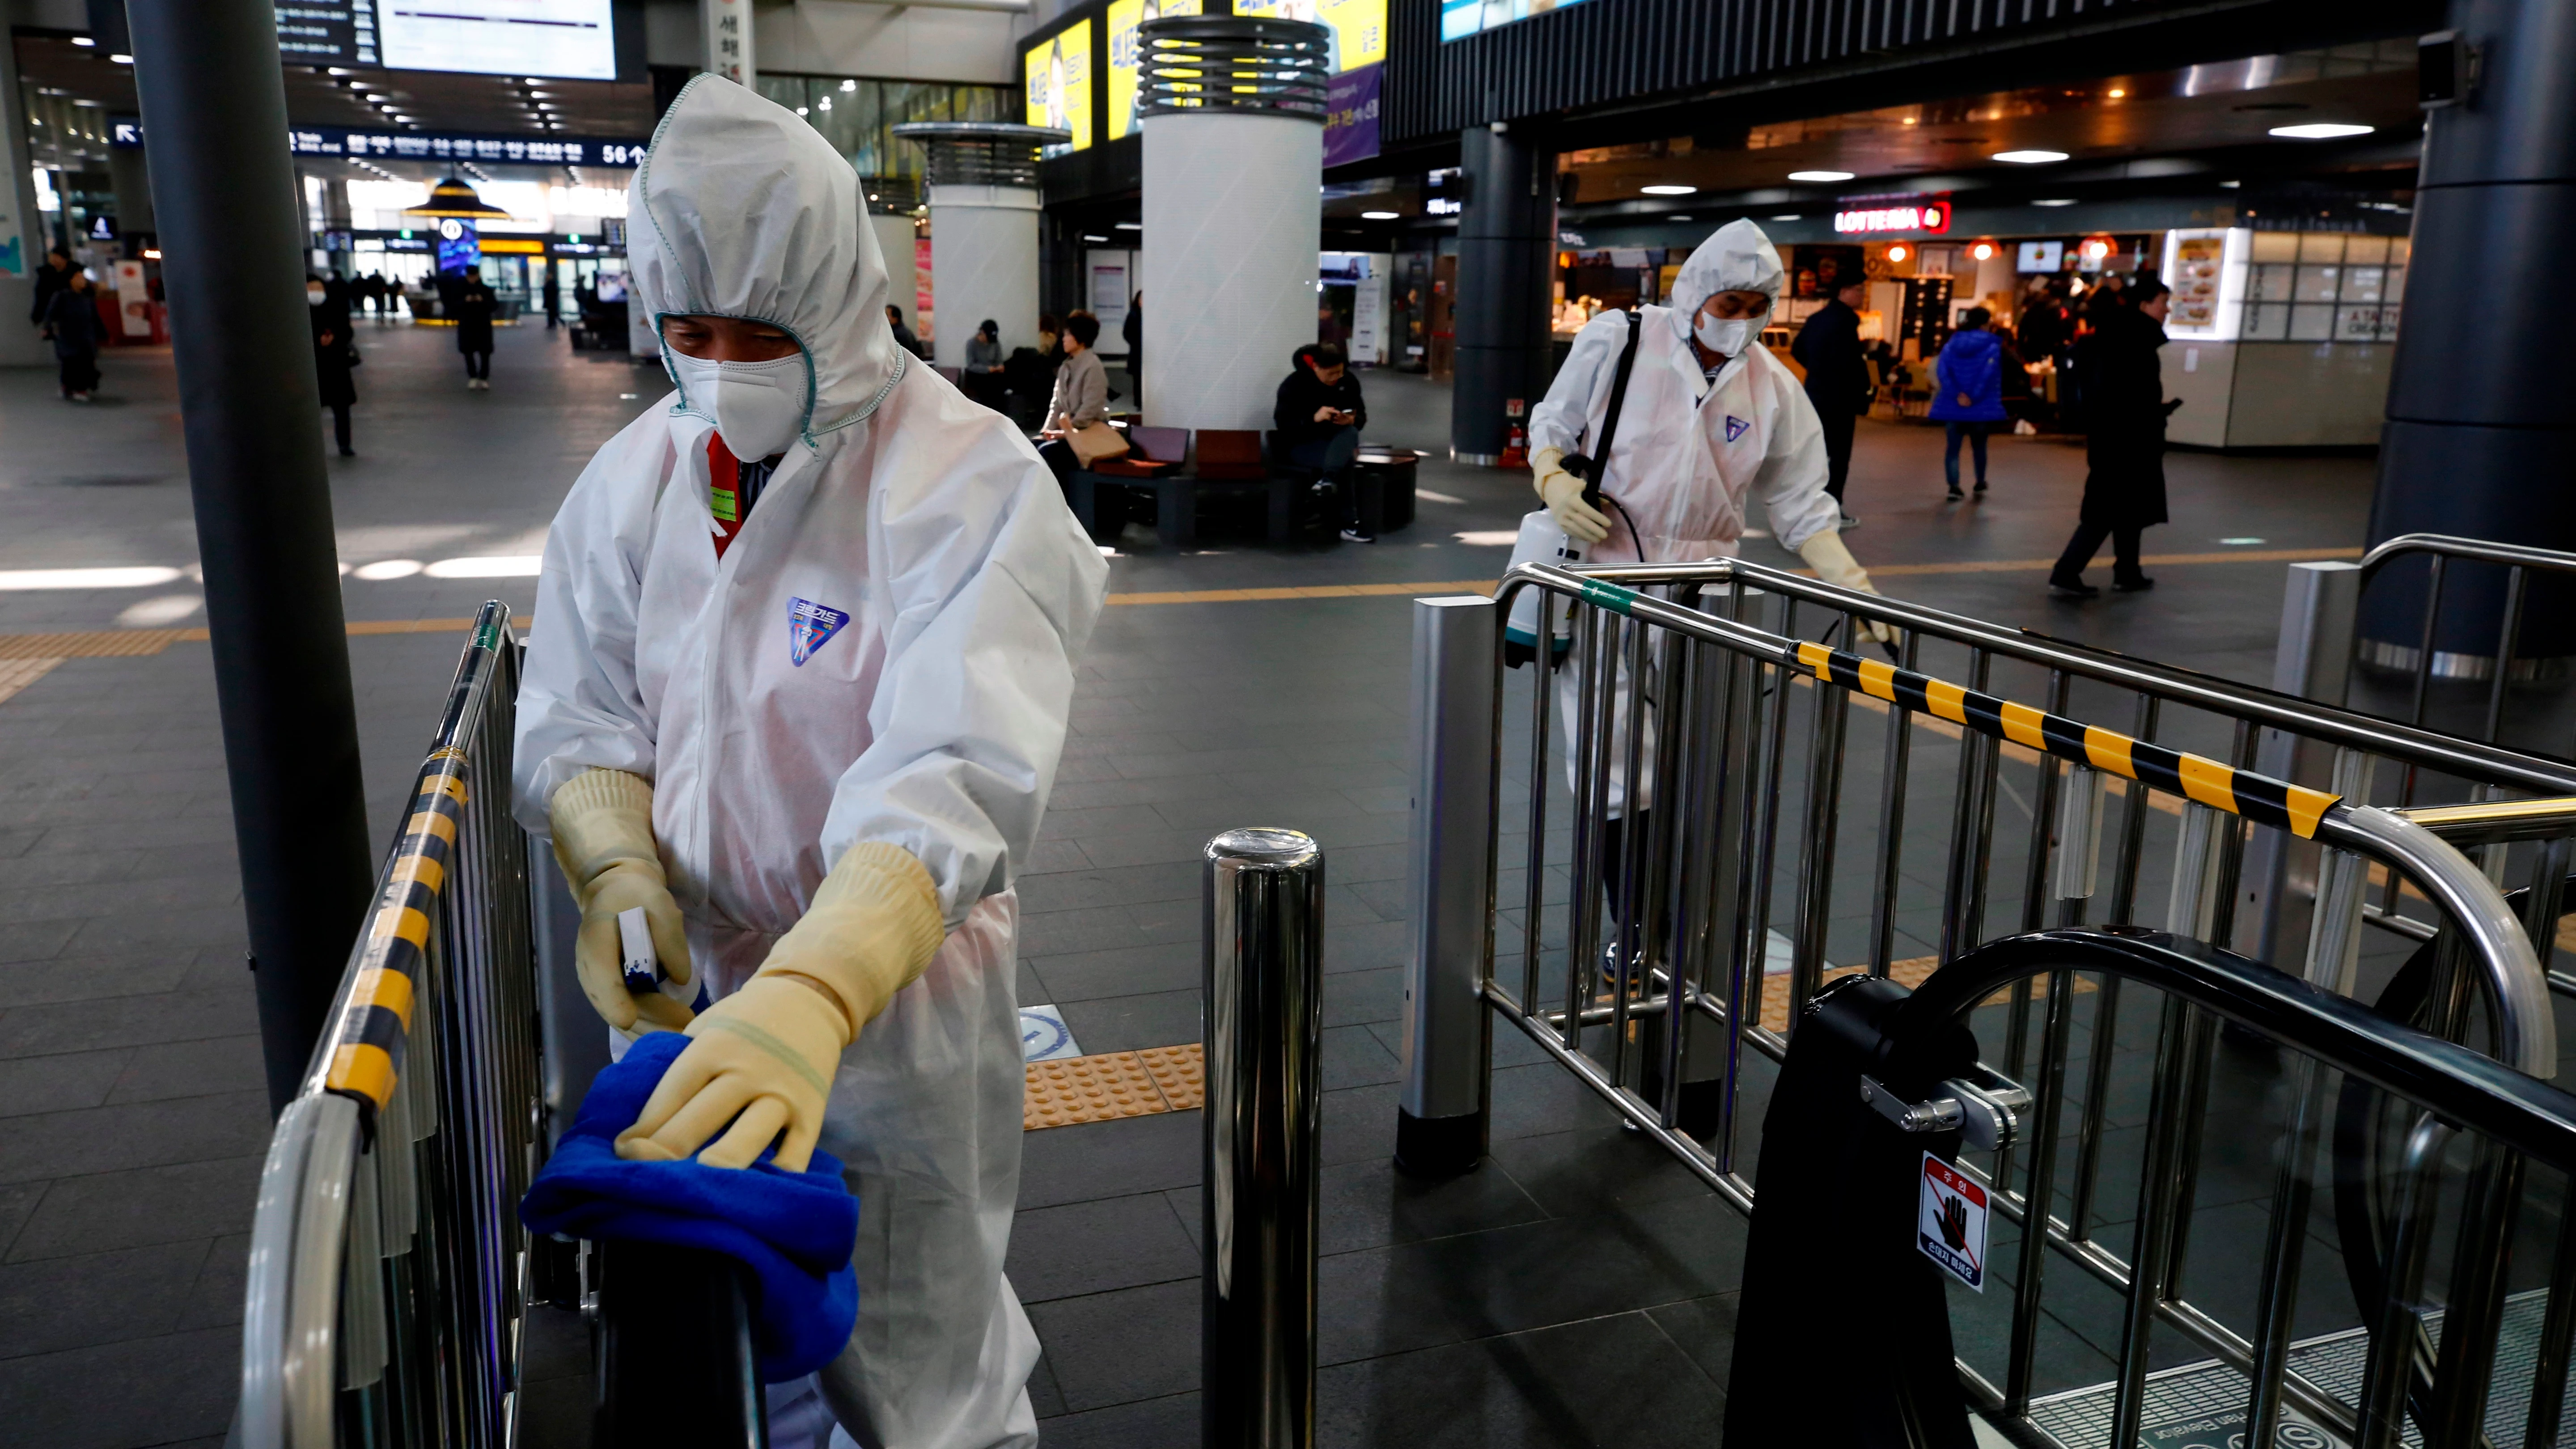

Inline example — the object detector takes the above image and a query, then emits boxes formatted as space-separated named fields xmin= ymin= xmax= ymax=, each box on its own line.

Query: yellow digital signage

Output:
xmin=1107 ymin=0 xmax=1203 ymax=140
xmin=1231 ymin=0 xmax=1385 ymax=71
xmin=1025 ymin=19 xmax=1094 ymax=153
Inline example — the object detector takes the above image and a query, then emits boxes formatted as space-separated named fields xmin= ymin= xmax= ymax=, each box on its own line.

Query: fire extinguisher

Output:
xmin=1499 ymin=422 xmax=1529 ymax=469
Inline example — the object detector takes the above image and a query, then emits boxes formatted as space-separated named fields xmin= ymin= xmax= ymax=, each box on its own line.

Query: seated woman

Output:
xmin=1034 ymin=310 xmax=1107 ymax=496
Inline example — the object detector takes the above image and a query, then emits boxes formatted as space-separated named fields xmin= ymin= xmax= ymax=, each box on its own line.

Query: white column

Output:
xmin=701 ymin=0 xmax=753 ymax=87
xmin=1142 ymin=108 xmax=1322 ymax=432
xmin=0 ymin=29 xmax=52 ymax=365
xmin=926 ymin=184 xmax=1040 ymax=371
xmin=870 ymin=211 xmax=919 ymax=339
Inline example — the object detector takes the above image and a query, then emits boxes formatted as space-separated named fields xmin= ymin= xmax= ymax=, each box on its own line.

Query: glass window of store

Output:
xmin=755 ymin=74 xmax=1019 ymax=183
xmin=2238 ymin=230 xmax=2406 ymax=343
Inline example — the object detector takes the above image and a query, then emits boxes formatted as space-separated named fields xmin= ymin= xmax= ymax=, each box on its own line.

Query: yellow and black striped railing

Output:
xmin=323 ymin=749 xmax=470 ymax=1113
xmin=1791 ymin=640 xmax=2340 ymax=839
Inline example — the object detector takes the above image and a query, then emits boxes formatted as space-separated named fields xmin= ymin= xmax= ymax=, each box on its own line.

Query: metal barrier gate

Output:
xmin=1398 ymin=559 xmax=2576 ymax=1446
xmin=235 ymin=604 xmax=762 ymax=1448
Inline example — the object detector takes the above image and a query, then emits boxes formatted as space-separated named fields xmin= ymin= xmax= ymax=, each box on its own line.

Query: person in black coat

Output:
xmin=454 ymin=273 xmax=497 ymax=389
xmin=1273 ymin=341 xmax=1372 ymax=542
xmin=2050 ymin=278 xmax=2179 ymax=597
xmin=1791 ymin=274 xmax=1871 ymax=527
xmin=542 ymin=264 xmax=562 ymax=330
xmin=310 ymin=275 xmax=359 ymax=455
xmin=1122 ymin=292 xmax=1141 ymax=405
xmin=29 ymin=246 xmax=75 ymax=333
xmin=45 ymin=269 xmax=103 ymax=401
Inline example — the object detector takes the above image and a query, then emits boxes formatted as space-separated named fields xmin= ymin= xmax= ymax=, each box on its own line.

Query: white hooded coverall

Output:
xmin=511 ymin=77 xmax=1110 ymax=1448
xmin=1525 ymin=219 xmax=1839 ymax=815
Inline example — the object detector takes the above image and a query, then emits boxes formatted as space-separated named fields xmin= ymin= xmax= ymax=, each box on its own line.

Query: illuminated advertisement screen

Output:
xmin=376 ymin=0 xmax=617 ymax=80
xmin=1107 ymin=0 xmax=1199 ymax=141
xmin=1232 ymin=0 xmax=1384 ymax=71
xmin=436 ymin=218 xmax=481 ymax=274
xmin=1025 ymin=20 xmax=1094 ymax=154
xmin=1439 ymin=0 xmax=1582 ymax=43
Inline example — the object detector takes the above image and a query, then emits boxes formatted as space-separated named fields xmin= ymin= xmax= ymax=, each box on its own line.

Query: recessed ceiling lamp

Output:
xmin=1767 ymin=214 xmax=1800 ymax=221
xmin=1641 ymin=184 xmax=1696 ymax=196
xmin=1788 ymin=169 xmax=1853 ymax=183
xmin=70 ymin=35 xmax=93 ymax=46
xmin=1993 ymin=149 xmax=2068 ymax=164
xmin=2270 ymin=123 xmax=2374 ymax=140
xmin=108 ymin=52 xmax=132 ymax=63
xmin=2106 ymin=88 xmax=2127 ymax=98
xmin=1970 ymin=241 xmax=1997 ymax=260
xmin=1669 ymin=215 xmax=1693 ymax=222
xmin=2031 ymin=198 xmax=2077 ymax=207
xmin=1361 ymin=210 xmax=1399 ymax=219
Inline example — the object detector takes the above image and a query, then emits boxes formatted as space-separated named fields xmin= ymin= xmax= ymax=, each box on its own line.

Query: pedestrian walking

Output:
xmin=454 ymin=273 xmax=497 ymax=389
xmin=542 ymin=263 xmax=562 ymax=330
xmin=1122 ymin=291 xmax=1141 ymax=406
xmin=2051 ymin=279 xmax=2179 ymax=596
xmin=310 ymin=275 xmax=359 ymax=456
xmin=28 ymin=246 xmax=73 ymax=336
xmin=1929 ymin=306 xmax=2008 ymax=500
xmin=44 ymin=269 xmax=103 ymax=402
xmin=1791 ymin=272 xmax=1870 ymax=528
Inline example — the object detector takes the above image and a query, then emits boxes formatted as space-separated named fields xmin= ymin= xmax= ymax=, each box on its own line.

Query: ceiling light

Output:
xmin=2106 ymin=89 xmax=2127 ymax=98
xmin=1669 ymin=216 xmax=1692 ymax=222
xmin=1641 ymin=184 xmax=1696 ymax=196
xmin=1970 ymin=241 xmax=1996 ymax=260
xmin=2219 ymin=179 xmax=2241 ymax=189
xmin=2079 ymin=238 xmax=2112 ymax=260
xmin=326 ymin=66 xmax=351 ymax=75
xmin=1788 ymin=170 xmax=1854 ymax=183
xmin=796 ymin=106 xmax=809 ymax=115
xmin=1993 ymin=149 xmax=2068 ymax=164
xmin=840 ymin=79 xmax=858 ymax=93
xmin=108 ymin=52 xmax=132 ymax=63
xmin=1768 ymin=214 xmax=1800 ymax=221
xmin=2270 ymin=123 xmax=2375 ymax=140
xmin=1361 ymin=210 xmax=1399 ymax=220
xmin=1083 ymin=233 xmax=1109 ymax=242
xmin=2031 ymin=198 xmax=2077 ymax=207
xmin=1115 ymin=220 xmax=1141 ymax=230
xmin=70 ymin=35 xmax=93 ymax=46
xmin=1900 ymin=116 xmax=1917 ymax=126
xmin=1886 ymin=244 xmax=1910 ymax=263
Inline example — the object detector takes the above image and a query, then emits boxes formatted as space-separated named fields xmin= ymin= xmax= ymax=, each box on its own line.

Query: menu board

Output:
xmin=2161 ymin=228 xmax=2245 ymax=340
xmin=1025 ymin=20 xmax=1094 ymax=153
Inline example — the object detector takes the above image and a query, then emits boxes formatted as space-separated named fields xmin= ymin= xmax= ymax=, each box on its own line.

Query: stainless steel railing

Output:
xmin=1398 ymin=560 xmax=2576 ymax=1445
xmin=239 ymin=603 xmax=541 ymax=1449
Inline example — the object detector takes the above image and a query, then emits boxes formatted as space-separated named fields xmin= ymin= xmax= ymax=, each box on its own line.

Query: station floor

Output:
xmin=0 ymin=320 xmax=2383 ymax=1447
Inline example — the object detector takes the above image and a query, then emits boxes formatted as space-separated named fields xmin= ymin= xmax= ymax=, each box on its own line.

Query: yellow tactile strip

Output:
xmin=1024 ymin=1045 xmax=1207 ymax=1130
xmin=0 ymin=616 xmax=537 ymax=663
xmin=0 ymin=657 xmax=64 ymax=705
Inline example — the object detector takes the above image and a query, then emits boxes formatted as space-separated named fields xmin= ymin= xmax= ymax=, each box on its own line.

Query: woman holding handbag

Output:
xmin=1035 ymin=310 xmax=1124 ymax=495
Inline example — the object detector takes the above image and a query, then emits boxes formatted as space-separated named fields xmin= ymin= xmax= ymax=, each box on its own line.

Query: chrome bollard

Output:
xmin=1202 ymin=828 xmax=1324 ymax=1449
xmin=1397 ymin=596 xmax=1497 ymax=1176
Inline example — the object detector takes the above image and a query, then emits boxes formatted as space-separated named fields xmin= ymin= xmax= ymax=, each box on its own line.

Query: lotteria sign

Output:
xmin=1834 ymin=195 xmax=1952 ymax=236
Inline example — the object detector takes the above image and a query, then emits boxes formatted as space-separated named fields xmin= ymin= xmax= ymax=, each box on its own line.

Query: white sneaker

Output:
xmin=1839 ymin=511 xmax=1860 ymax=530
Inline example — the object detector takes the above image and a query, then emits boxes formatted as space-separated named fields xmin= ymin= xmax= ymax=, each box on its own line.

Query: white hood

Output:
xmin=1668 ymin=218 xmax=1785 ymax=341
xmin=628 ymin=75 xmax=907 ymax=444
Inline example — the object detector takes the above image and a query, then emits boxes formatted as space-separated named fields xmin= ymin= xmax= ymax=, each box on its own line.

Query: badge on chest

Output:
xmin=788 ymin=597 xmax=850 ymax=667
xmin=1725 ymin=415 xmax=1751 ymax=443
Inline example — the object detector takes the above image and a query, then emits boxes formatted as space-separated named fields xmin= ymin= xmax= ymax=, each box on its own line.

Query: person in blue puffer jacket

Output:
xmin=1928 ymin=307 xmax=2008 ymax=500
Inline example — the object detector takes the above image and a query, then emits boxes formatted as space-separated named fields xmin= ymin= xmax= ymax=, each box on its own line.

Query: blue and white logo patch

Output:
xmin=787 ymin=597 xmax=849 ymax=667
xmin=1724 ymin=415 xmax=1751 ymax=443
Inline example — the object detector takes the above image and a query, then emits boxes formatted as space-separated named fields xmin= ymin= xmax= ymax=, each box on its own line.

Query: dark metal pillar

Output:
xmin=1449 ymin=124 xmax=1554 ymax=466
xmin=2365 ymin=0 xmax=2576 ymax=664
xmin=127 ymin=0 xmax=377 ymax=1112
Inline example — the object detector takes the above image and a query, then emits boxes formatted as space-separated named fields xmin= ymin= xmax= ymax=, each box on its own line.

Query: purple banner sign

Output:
xmin=1324 ymin=63 xmax=1381 ymax=169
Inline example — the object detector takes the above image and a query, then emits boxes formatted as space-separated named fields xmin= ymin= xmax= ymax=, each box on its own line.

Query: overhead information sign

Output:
xmin=1441 ymin=0 xmax=1585 ymax=43
xmin=275 ymin=1 xmax=379 ymax=66
xmin=1025 ymin=20 xmax=1093 ymax=154
xmin=289 ymin=125 xmax=646 ymax=167
xmin=377 ymin=0 xmax=618 ymax=80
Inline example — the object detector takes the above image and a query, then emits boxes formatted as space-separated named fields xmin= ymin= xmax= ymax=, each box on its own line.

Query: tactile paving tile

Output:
xmin=1023 ymin=1051 xmax=1168 ymax=1130
xmin=0 ymin=657 xmax=63 ymax=707
xmin=0 ymin=629 xmax=184 ymax=659
xmin=1134 ymin=1044 xmax=1205 ymax=1112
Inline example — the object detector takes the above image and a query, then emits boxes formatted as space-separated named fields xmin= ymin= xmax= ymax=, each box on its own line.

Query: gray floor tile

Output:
xmin=0 ymin=1091 xmax=272 ymax=1185
xmin=8 ymin=1157 xmax=264 ymax=1263
xmin=0 ymin=1237 xmax=210 ymax=1357
xmin=0 ymin=1325 xmax=242 ymax=1449
xmin=0 ymin=1047 xmax=130 ymax=1119
xmin=1005 ymin=1191 xmax=1199 ymax=1303
xmin=1022 ymin=1277 xmax=1199 ymax=1411
xmin=1033 ymin=1389 xmax=1198 ymax=1449
xmin=1055 ymin=989 xmax=1199 ymax=1054
xmin=1317 ymin=1309 xmax=1727 ymax=1448
xmin=103 ymin=1034 xmax=265 ymax=1105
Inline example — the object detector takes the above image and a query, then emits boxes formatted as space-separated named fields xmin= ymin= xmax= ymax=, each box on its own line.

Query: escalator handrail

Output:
xmin=1890 ymin=928 xmax=2576 ymax=1169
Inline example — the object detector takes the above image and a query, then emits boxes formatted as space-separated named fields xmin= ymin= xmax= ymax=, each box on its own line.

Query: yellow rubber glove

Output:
xmin=550 ymin=769 xmax=695 ymax=1033
xmin=1795 ymin=529 xmax=1900 ymax=647
xmin=615 ymin=843 xmax=946 ymax=1171
xmin=1531 ymin=445 xmax=1610 ymax=545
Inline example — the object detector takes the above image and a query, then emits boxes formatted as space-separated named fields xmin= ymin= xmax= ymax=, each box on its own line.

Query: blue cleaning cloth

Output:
xmin=521 ymin=1031 xmax=859 ymax=1381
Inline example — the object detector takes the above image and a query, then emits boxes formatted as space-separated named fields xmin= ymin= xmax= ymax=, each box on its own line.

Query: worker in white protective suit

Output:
xmin=1525 ymin=217 xmax=1890 ymax=822
xmin=511 ymin=76 xmax=1108 ymax=1449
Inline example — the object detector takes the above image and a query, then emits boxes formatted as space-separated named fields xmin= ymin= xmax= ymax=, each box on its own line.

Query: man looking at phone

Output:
xmin=1274 ymin=341 xmax=1373 ymax=542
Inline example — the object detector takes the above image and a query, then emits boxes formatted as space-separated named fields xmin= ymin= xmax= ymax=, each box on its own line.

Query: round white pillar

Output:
xmin=925 ymin=184 xmax=1041 ymax=369
xmin=891 ymin=122 xmax=1068 ymax=373
xmin=869 ymin=209 xmax=918 ymax=333
xmin=1137 ymin=16 xmax=1331 ymax=434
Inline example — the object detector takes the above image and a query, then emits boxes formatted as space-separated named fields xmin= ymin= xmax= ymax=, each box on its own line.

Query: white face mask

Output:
xmin=1694 ymin=313 xmax=1760 ymax=359
xmin=307 ymin=287 xmax=327 ymax=304
xmin=668 ymin=348 xmax=809 ymax=462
